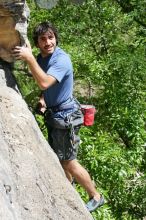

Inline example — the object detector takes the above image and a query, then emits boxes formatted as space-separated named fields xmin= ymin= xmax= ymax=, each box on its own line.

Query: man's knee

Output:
xmin=61 ymin=159 xmax=76 ymax=173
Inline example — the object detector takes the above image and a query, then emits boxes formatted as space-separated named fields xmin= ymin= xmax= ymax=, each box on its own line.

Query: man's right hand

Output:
xmin=12 ymin=46 xmax=33 ymax=62
xmin=36 ymin=95 xmax=47 ymax=115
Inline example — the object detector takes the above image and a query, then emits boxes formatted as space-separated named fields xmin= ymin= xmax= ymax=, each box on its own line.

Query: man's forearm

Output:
xmin=26 ymin=55 xmax=50 ymax=90
xmin=12 ymin=46 xmax=56 ymax=90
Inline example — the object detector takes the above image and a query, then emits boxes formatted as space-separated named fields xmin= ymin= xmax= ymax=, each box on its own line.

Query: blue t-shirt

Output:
xmin=37 ymin=47 xmax=73 ymax=107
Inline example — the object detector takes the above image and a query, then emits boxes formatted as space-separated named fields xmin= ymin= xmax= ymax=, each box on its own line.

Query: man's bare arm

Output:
xmin=12 ymin=46 xmax=57 ymax=90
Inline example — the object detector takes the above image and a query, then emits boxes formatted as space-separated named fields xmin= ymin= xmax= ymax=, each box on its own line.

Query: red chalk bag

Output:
xmin=81 ymin=105 xmax=96 ymax=126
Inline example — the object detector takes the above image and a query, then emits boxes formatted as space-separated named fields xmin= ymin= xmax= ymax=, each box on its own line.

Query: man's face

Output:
xmin=37 ymin=29 xmax=57 ymax=57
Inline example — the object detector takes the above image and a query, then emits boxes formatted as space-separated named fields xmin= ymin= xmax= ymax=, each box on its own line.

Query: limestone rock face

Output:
xmin=35 ymin=0 xmax=84 ymax=9
xmin=0 ymin=63 xmax=93 ymax=220
xmin=35 ymin=0 xmax=59 ymax=9
xmin=0 ymin=0 xmax=29 ymax=63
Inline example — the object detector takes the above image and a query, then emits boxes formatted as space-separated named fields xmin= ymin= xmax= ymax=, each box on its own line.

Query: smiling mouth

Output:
xmin=44 ymin=46 xmax=52 ymax=50
xmin=44 ymin=46 xmax=53 ymax=50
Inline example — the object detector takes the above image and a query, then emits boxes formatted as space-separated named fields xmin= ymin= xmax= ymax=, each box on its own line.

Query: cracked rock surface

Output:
xmin=0 ymin=65 xmax=93 ymax=219
xmin=0 ymin=0 xmax=29 ymax=62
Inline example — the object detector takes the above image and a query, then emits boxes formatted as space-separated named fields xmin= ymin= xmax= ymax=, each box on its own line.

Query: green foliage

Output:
xmin=79 ymin=125 xmax=146 ymax=219
xmin=13 ymin=0 xmax=146 ymax=219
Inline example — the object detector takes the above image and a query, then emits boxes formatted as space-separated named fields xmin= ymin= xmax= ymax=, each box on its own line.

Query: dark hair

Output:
xmin=33 ymin=21 xmax=58 ymax=46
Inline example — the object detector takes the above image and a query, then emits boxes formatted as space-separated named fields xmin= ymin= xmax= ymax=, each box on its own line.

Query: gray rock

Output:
xmin=0 ymin=0 xmax=29 ymax=62
xmin=0 ymin=64 xmax=93 ymax=219
xmin=35 ymin=0 xmax=59 ymax=9
xmin=0 ymin=59 xmax=19 ymax=93
xmin=35 ymin=0 xmax=84 ymax=9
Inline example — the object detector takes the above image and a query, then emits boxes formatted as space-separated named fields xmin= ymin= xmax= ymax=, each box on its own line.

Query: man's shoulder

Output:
xmin=51 ymin=47 xmax=72 ymax=67
xmin=50 ymin=47 xmax=73 ymax=74
xmin=53 ymin=47 xmax=70 ymax=59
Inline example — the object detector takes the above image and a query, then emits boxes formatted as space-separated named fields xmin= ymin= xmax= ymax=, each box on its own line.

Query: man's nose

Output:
xmin=45 ymin=38 xmax=51 ymax=45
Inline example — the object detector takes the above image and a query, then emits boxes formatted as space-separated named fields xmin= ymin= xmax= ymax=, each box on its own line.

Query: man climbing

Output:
xmin=12 ymin=21 xmax=104 ymax=212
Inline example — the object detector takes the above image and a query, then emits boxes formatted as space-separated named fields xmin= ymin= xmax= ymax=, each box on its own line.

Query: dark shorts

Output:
xmin=45 ymin=108 xmax=83 ymax=161
xmin=47 ymin=125 xmax=80 ymax=160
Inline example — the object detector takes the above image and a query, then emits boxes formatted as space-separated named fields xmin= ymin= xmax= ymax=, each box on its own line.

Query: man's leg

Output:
xmin=61 ymin=159 xmax=100 ymax=201
xmin=63 ymin=169 xmax=73 ymax=183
